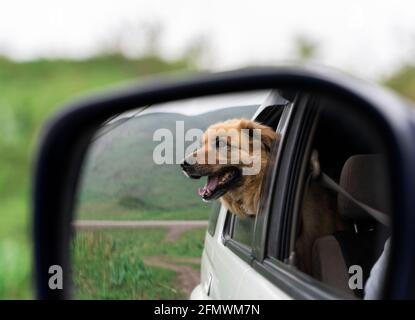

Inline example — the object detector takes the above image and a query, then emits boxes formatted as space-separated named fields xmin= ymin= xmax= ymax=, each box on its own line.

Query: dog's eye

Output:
xmin=215 ymin=137 xmax=227 ymax=149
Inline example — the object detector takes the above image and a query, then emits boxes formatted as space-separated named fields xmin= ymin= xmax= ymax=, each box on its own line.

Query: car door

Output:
xmin=209 ymin=92 xmax=341 ymax=300
xmin=258 ymin=93 xmax=399 ymax=299
xmin=201 ymin=92 xmax=296 ymax=299
xmin=243 ymin=93 xmax=340 ymax=299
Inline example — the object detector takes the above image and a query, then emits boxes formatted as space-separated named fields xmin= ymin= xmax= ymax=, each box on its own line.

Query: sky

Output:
xmin=107 ymin=91 xmax=270 ymax=126
xmin=1 ymin=0 xmax=414 ymax=80
xmin=138 ymin=91 xmax=270 ymax=116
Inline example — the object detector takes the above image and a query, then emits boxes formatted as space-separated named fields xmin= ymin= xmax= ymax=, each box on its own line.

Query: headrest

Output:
xmin=338 ymin=154 xmax=389 ymax=221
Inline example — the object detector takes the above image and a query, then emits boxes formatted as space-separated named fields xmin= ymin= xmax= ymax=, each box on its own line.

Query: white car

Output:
xmin=33 ymin=68 xmax=415 ymax=300
xmin=191 ymin=89 xmax=393 ymax=300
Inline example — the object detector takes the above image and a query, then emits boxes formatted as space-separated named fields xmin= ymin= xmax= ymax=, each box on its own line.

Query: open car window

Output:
xmin=266 ymin=94 xmax=393 ymax=299
xmin=223 ymin=91 xmax=294 ymax=251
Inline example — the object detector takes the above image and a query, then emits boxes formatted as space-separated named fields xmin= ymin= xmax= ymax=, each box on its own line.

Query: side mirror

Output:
xmin=33 ymin=67 xmax=415 ymax=299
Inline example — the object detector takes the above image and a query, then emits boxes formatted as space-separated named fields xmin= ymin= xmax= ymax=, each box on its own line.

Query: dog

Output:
xmin=181 ymin=118 xmax=278 ymax=218
xmin=180 ymin=119 xmax=347 ymax=275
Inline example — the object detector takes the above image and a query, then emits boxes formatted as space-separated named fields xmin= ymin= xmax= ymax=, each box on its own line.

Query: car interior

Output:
xmin=224 ymin=91 xmax=392 ymax=299
xmin=291 ymin=96 xmax=392 ymax=298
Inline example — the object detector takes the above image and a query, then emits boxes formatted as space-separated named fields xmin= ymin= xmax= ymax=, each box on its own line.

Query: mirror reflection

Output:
xmin=73 ymin=89 xmax=392 ymax=300
xmin=73 ymin=91 xmax=269 ymax=299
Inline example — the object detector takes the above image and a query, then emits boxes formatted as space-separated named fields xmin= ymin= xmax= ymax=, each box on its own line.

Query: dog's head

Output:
xmin=181 ymin=119 xmax=277 ymax=204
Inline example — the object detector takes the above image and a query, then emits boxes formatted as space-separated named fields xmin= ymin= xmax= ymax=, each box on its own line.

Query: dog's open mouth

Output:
xmin=197 ymin=167 xmax=241 ymax=201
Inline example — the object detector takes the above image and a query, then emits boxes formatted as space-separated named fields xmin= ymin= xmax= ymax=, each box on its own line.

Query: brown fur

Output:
xmin=183 ymin=119 xmax=346 ymax=275
xmin=184 ymin=118 xmax=278 ymax=218
xmin=295 ymin=181 xmax=347 ymax=274
xmin=295 ymin=151 xmax=348 ymax=274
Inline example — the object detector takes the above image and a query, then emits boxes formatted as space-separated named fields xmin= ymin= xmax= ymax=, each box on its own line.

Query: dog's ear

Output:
xmin=238 ymin=119 xmax=277 ymax=153
xmin=260 ymin=127 xmax=278 ymax=152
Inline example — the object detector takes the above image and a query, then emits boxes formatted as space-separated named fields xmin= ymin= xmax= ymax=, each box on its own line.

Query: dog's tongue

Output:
xmin=198 ymin=176 xmax=219 ymax=196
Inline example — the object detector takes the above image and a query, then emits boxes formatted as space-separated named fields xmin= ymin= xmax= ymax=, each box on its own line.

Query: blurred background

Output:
xmin=1 ymin=0 xmax=415 ymax=299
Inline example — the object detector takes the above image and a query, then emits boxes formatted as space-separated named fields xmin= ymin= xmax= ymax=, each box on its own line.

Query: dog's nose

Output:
xmin=180 ymin=160 xmax=191 ymax=170
xmin=180 ymin=159 xmax=201 ymax=179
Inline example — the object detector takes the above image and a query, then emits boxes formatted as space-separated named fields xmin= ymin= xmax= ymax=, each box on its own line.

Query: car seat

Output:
xmin=311 ymin=154 xmax=390 ymax=298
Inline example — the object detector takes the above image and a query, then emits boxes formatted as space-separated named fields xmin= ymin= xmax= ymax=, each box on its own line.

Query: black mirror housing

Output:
xmin=33 ymin=67 xmax=415 ymax=299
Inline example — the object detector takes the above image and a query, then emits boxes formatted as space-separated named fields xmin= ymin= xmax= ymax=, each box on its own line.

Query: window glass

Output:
xmin=226 ymin=94 xmax=293 ymax=250
xmin=207 ymin=201 xmax=221 ymax=236
xmin=231 ymin=215 xmax=256 ymax=247
xmin=270 ymin=95 xmax=392 ymax=300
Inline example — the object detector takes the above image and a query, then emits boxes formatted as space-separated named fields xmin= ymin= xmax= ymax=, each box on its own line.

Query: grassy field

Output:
xmin=77 ymin=202 xmax=211 ymax=221
xmin=1 ymin=52 xmax=414 ymax=299
xmin=72 ymin=228 xmax=206 ymax=299
xmin=0 ymin=54 xmax=193 ymax=299
xmin=75 ymin=105 xmax=257 ymax=221
xmin=0 ymin=53 xmax=258 ymax=299
xmin=70 ymin=101 xmax=259 ymax=298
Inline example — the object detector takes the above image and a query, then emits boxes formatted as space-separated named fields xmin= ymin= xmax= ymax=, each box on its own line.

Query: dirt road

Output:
xmin=142 ymin=256 xmax=202 ymax=296
xmin=73 ymin=220 xmax=208 ymax=228
xmin=73 ymin=219 xmax=208 ymax=297
xmin=73 ymin=219 xmax=208 ymax=241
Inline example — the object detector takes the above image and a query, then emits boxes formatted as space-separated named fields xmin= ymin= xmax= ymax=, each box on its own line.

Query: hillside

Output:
xmin=0 ymin=54 xmax=194 ymax=299
xmin=1 ymin=53 xmax=414 ymax=299
xmin=76 ymin=105 xmax=258 ymax=220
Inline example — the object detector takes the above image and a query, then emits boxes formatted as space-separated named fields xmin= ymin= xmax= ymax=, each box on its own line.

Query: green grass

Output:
xmin=383 ymin=64 xmax=415 ymax=102
xmin=73 ymin=104 xmax=257 ymax=222
xmin=0 ymin=54 xmax=193 ymax=299
xmin=0 ymin=197 xmax=31 ymax=299
xmin=1 ymin=51 xmax=415 ymax=300
xmin=72 ymin=228 xmax=206 ymax=299
xmin=77 ymin=201 xmax=210 ymax=220
xmin=0 ymin=53 xmax=247 ymax=299
xmin=73 ymin=228 xmax=206 ymax=258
